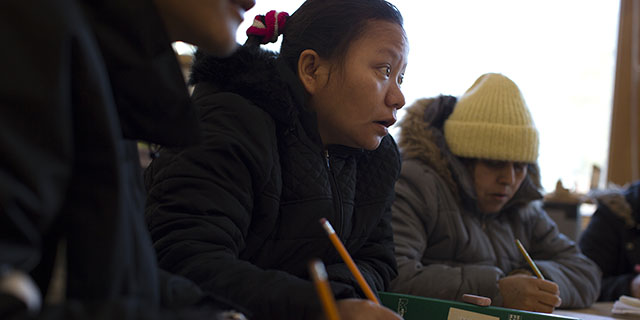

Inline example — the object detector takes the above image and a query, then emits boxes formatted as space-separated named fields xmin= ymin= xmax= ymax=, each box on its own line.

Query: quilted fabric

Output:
xmin=144 ymin=45 xmax=401 ymax=320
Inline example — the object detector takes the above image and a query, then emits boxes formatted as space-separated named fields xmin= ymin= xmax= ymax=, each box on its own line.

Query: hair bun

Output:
xmin=246 ymin=10 xmax=289 ymax=44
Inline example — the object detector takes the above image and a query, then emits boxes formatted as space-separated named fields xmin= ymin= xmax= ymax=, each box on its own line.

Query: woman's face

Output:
xmin=309 ymin=21 xmax=408 ymax=150
xmin=472 ymin=160 xmax=528 ymax=214
xmin=154 ymin=0 xmax=256 ymax=56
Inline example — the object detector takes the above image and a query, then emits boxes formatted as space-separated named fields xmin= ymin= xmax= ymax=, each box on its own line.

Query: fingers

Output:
xmin=534 ymin=279 xmax=562 ymax=313
xmin=500 ymin=276 xmax=562 ymax=313
xmin=537 ymin=291 xmax=562 ymax=308
xmin=536 ymin=279 xmax=560 ymax=295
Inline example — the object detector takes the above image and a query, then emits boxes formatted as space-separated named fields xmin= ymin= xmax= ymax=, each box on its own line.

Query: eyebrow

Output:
xmin=376 ymin=46 xmax=402 ymax=63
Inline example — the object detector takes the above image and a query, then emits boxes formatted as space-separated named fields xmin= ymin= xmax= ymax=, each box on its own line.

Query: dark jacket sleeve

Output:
xmin=0 ymin=0 xmax=75 ymax=311
xmin=145 ymin=92 xmax=335 ymax=320
xmin=579 ymin=202 xmax=633 ymax=301
xmin=1 ymin=2 xmax=235 ymax=319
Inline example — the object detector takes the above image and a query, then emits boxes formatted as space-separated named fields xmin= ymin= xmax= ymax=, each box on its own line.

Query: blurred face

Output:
xmin=154 ymin=0 xmax=256 ymax=56
xmin=310 ymin=21 xmax=408 ymax=150
xmin=472 ymin=160 xmax=528 ymax=214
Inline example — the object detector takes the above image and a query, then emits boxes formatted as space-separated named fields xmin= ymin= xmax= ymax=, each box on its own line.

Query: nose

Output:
xmin=497 ymin=163 xmax=516 ymax=185
xmin=385 ymin=82 xmax=405 ymax=110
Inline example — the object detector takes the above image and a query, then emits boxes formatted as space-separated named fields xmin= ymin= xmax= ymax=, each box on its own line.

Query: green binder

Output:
xmin=379 ymin=292 xmax=581 ymax=320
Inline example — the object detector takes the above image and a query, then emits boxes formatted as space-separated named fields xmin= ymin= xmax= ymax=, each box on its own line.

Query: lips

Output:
xmin=374 ymin=118 xmax=396 ymax=128
xmin=490 ymin=193 xmax=509 ymax=200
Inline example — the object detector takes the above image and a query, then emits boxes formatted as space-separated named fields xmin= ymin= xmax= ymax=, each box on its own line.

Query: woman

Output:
xmin=389 ymin=73 xmax=601 ymax=313
xmin=144 ymin=0 xmax=408 ymax=319
xmin=580 ymin=181 xmax=640 ymax=301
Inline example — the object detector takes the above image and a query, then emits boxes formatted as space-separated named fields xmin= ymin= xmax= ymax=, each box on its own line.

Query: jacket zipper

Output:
xmin=325 ymin=150 xmax=345 ymax=237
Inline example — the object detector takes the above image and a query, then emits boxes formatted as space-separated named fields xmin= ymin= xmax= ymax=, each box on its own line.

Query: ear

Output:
xmin=297 ymin=49 xmax=326 ymax=94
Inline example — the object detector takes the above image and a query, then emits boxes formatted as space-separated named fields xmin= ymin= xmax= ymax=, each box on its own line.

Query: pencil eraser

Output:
xmin=462 ymin=294 xmax=491 ymax=307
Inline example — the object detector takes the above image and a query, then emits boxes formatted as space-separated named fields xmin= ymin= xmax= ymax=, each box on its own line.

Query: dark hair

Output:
xmin=278 ymin=0 xmax=404 ymax=73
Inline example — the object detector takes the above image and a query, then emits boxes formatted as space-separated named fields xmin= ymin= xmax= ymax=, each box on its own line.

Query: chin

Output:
xmin=359 ymin=137 xmax=383 ymax=151
xmin=195 ymin=30 xmax=238 ymax=57
xmin=484 ymin=206 xmax=504 ymax=214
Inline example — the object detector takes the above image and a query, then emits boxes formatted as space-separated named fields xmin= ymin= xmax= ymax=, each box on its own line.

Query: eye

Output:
xmin=398 ymin=73 xmax=404 ymax=85
xmin=379 ymin=65 xmax=391 ymax=78
xmin=514 ymin=162 xmax=527 ymax=172
xmin=485 ymin=160 xmax=505 ymax=168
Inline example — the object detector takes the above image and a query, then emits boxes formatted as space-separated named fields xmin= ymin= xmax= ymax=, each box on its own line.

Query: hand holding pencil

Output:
xmin=497 ymin=239 xmax=562 ymax=313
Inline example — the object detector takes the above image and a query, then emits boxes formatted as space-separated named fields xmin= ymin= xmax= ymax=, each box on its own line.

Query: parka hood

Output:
xmin=190 ymin=45 xmax=301 ymax=127
xmin=397 ymin=96 xmax=544 ymax=212
xmin=590 ymin=183 xmax=640 ymax=228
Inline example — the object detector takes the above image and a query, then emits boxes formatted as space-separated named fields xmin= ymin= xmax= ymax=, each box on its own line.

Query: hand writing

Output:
xmin=498 ymin=274 xmax=561 ymax=313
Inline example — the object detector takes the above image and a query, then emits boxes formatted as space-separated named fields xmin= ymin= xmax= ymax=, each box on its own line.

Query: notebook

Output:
xmin=379 ymin=292 xmax=580 ymax=320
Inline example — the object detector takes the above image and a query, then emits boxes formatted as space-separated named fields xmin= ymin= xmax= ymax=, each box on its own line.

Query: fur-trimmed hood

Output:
xmin=589 ymin=182 xmax=640 ymax=228
xmin=190 ymin=45 xmax=303 ymax=128
xmin=396 ymin=95 xmax=543 ymax=212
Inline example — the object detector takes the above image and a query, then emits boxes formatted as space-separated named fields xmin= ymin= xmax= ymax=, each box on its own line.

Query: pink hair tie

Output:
xmin=246 ymin=10 xmax=289 ymax=44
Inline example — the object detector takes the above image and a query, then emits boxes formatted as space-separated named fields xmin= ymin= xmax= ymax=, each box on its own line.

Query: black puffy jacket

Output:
xmin=144 ymin=46 xmax=401 ymax=320
xmin=580 ymin=181 xmax=640 ymax=301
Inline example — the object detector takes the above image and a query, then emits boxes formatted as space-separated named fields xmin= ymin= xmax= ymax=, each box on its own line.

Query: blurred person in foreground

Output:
xmin=0 ymin=0 xmax=255 ymax=319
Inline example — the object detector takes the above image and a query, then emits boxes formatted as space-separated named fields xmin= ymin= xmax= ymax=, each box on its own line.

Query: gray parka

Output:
xmin=389 ymin=96 xmax=601 ymax=308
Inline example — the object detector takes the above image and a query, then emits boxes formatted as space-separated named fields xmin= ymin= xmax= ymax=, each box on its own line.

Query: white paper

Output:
xmin=447 ymin=307 xmax=500 ymax=320
xmin=612 ymin=295 xmax=640 ymax=315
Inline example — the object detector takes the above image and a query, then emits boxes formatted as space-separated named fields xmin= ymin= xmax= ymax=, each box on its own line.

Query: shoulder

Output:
xmin=144 ymin=90 xmax=280 ymax=193
xmin=399 ymin=158 xmax=445 ymax=191
xmin=189 ymin=46 xmax=297 ymax=127
xmin=514 ymin=200 xmax=546 ymax=220
xmin=395 ymin=158 xmax=454 ymax=211
xmin=192 ymin=86 xmax=277 ymax=138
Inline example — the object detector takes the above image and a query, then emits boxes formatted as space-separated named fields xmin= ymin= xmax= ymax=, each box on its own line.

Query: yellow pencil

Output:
xmin=515 ymin=239 xmax=545 ymax=280
xmin=319 ymin=218 xmax=380 ymax=304
xmin=309 ymin=259 xmax=342 ymax=320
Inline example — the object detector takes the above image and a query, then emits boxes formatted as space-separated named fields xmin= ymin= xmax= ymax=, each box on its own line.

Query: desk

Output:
xmin=554 ymin=302 xmax=637 ymax=320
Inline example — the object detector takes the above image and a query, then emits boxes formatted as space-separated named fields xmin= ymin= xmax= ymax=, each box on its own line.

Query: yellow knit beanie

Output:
xmin=444 ymin=73 xmax=539 ymax=163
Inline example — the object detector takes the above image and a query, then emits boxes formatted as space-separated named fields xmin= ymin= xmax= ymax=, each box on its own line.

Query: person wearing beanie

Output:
xmin=388 ymin=73 xmax=601 ymax=312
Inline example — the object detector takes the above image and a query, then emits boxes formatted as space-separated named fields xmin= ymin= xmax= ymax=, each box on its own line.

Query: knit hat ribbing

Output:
xmin=444 ymin=73 xmax=539 ymax=163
